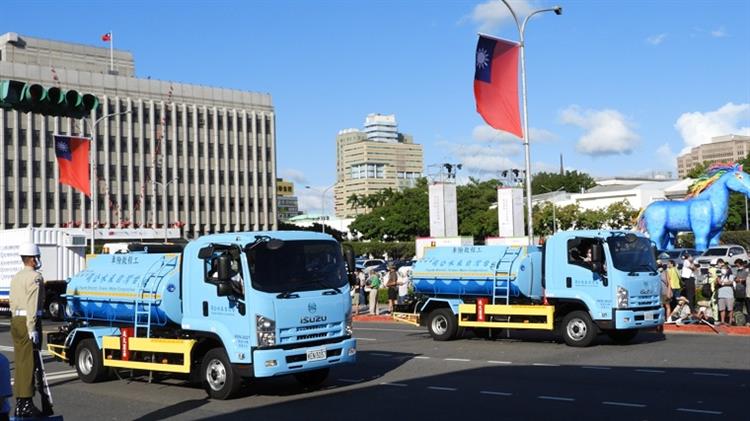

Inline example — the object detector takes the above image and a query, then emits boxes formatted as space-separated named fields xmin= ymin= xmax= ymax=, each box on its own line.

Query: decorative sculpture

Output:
xmin=637 ymin=162 xmax=750 ymax=251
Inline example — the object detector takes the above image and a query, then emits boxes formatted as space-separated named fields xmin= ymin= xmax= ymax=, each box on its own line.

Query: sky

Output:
xmin=4 ymin=0 xmax=750 ymax=214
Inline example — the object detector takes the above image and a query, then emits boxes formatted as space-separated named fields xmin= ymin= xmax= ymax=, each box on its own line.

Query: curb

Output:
xmin=354 ymin=314 xmax=750 ymax=336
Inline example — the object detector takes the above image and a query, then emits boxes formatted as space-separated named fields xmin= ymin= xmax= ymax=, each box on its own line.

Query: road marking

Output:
xmin=538 ymin=396 xmax=575 ymax=402
xmin=354 ymin=327 xmax=425 ymax=333
xmin=444 ymin=358 xmax=471 ymax=362
xmin=602 ymin=401 xmax=646 ymax=408
xmin=355 ymin=337 xmax=377 ymax=341
xmin=634 ymin=369 xmax=665 ymax=374
xmin=370 ymin=352 xmax=392 ymax=357
xmin=692 ymin=372 xmax=729 ymax=377
xmin=0 ymin=345 xmax=51 ymax=356
xmin=532 ymin=363 xmax=559 ymax=367
xmin=487 ymin=360 xmax=512 ymax=365
xmin=427 ymin=386 xmax=457 ymax=391
xmin=337 ymin=378 xmax=363 ymax=383
xmin=12 ymin=369 xmax=77 ymax=385
xmin=379 ymin=382 xmax=407 ymax=387
xmin=414 ymin=356 xmax=430 ymax=360
xmin=676 ymin=408 xmax=722 ymax=415
xmin=582 ymin=366 xmax=611 ymax=370
xmin=480 ymin=390 xmax=513 ymax=396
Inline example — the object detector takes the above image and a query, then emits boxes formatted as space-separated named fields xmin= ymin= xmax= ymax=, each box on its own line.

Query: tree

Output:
xmin=349 ymin=179 xmax=430 ymax=241
xmin=346 ymin=194 xmax=362 ymax=215
xmin=456 ymin=178 xmax=500 ymax=241
xmin=531 ymin=170 xmax=596 ymax=195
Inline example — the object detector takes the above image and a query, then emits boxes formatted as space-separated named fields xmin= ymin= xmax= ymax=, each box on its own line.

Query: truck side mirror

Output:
xmin=591 ymin=243 xmax=604 ymax=264
xmin=342 ymin=244 xmax=356 ymax=286
xmin=216 ymin=281 xmax=233 ymax=297
xmin=217 ymin=254 xmax=232 ymax=281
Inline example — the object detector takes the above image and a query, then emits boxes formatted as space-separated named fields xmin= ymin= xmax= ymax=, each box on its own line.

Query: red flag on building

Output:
xmin=101 ymin=32 xmax=112 ymax=42
xmin=54 ymin=135 xmax=91 ymax=196
xmin=473 ymin=34 xmax=523 ymax=138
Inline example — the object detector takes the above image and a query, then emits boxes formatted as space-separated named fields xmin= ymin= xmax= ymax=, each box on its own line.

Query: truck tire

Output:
xmin=294 ymin=368 xmax=329 ymax=387
xmin=606 ymin=329 xmax=639 ymax=345
xmin=561 ymin=311 xmax=597 ymax=347
xmin=201 ymin=348 xmax=241 ymax=400
xmin=427 ymin=308 xmax=458 ymax=341
xmin=75 ymin=338 xmax=108 ymax=383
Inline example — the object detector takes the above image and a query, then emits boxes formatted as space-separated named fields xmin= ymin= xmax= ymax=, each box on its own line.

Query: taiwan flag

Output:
xmin=101 ymin=32 xmax=111 ymax=42
xmin=54 ymin=135 xmax=91 ymax=196
xmin=473 ymin=34 xmax=523 ymax=138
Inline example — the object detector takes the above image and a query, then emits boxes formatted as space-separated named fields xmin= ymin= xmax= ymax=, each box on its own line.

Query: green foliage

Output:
xmin=531 ymin=200 xmax=638 ymax=236
xmin=349 ymin=179 xmax=430 ymax=241
xmin=342 ymin=241 xmax=416 ymax=260
xmin=531 ymin=170 xmax=596 ymax=195
xmin=456 ymin=178 xmax=500 ymax=242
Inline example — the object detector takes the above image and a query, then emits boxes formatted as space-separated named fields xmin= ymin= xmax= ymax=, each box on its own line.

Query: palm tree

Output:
xmin=346 ymin=194 xmax=361 ymax=215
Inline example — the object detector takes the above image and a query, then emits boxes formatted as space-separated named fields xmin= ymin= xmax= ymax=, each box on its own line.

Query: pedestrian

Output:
xmin=9 ymin=243 xmax=44 ymax=418
xmin=351 ymin=269 xmax=361 ymax=314
xmin=396 ymin=266 xmax=410 ymax=305
xmin=668 ymin=296 xmax=692 ymax=324
xmin=666 ymin=260 xmax=681 ymax=308
xmin=368 ymin=270 xmax=381 ymax=315
xmin=385 ymin=265 xmax=398 ymax=314
xmin=680 ymin=254 xmax=697 ymax=308
xmin=715 ymin=263 xmax=735 ymax=325
xmin=733 ymin=260 xmax=749 ymax=324
xmin=357 ymin=268 xmax=368 ymax=314
xmin=659 ymin=263 xmax=673 ymax=320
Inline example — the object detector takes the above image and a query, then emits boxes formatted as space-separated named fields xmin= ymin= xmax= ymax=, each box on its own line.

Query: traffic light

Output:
xmin=0 ymin=79 xmax=99 ymax=118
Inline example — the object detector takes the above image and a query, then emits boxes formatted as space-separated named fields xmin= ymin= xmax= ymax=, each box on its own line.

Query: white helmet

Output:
xmin=19 ymin=243 xmax=41 ymax=257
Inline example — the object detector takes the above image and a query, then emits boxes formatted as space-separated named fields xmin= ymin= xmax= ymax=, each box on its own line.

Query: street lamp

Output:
xmin=81 ymin=110 xmax=132 ymax=254
xmin=153 ymin=177 xmax=179 ymax=242
xmin=540 ymin=185 xmax=565 ymax=233
xmin=500 ymin=0 xmax=562 ymax=245
xmin=306 ymin=184 xmax=335 ymax=233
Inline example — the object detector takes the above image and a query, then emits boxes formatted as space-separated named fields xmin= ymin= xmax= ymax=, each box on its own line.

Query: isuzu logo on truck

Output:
xmin=300 ymin=315 xmax=327 ymax=324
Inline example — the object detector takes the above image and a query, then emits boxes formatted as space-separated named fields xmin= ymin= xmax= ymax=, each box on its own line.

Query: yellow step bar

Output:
xmin=101 ymin=336 xmax=196 ymax=373
xmin=458 ymin=303 xmax=554 ymax=330
xmin=392 ymin=312 xmax=421 ymax=326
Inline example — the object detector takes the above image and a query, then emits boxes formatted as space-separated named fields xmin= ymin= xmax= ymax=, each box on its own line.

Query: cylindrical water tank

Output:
xmin=66 ymin=253 xmax=182 ymax=326
xmin=411 ymin=245 xmax=542 ymax=301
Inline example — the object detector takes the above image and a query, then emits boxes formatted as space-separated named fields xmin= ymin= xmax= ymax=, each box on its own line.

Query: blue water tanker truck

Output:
xmin=47 ymin=231 xmax=358 ymax=399
xmin=394 ymin=230 xmax=664 ymax=347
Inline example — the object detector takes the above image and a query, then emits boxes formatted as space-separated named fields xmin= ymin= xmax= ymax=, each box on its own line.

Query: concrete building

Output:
xmin=676 ymin=134 xmax=750 ymax=178
xmin=0 ymin=32 xmax=277 ymax=238
xmin=334 ymin=114 xmax=423 ymax=218
xmin=276 ymin=178 xmax=300 ymax=222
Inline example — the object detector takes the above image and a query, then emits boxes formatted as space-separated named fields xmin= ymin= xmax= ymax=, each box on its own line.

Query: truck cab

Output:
xmin=544 ymin=230 xmax=664 ymax=346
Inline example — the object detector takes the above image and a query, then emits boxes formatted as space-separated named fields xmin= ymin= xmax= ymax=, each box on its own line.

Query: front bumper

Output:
xmin=252 ymin=338 xmax=357 ymax=377
xmin=613 ymin=307 xmax=664 ymax=329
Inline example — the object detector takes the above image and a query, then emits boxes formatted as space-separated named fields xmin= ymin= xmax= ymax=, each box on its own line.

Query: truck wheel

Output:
xmin=47 ymin=298 xmax=65 ymax=321
xmin=201 ymin=348 xmax=241 ymax=400
xmin=606 ymin=329 xmax=638 ymax=345
xmin=427 ymin=308 xmax=458 ymax=341
xmin=561 ymin=311 xmax=597 ymax=347
xmin=294 ymin=368 xmax=329 ymax=387
xmin=75 ymin=339 xmax=108 ymax=383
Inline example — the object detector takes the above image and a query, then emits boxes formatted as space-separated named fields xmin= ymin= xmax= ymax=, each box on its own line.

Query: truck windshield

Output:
xmin=606 ymin=236 xmax=657 ymax=273
xmin=246 ymin=240 xmax=347 ymax=293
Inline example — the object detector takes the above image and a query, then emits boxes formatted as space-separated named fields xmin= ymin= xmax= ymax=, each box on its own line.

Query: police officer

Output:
xmin=9 ymin=243 xmax=44 ymax=418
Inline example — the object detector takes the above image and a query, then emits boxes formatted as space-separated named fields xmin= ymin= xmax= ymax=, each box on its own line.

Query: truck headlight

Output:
xmin=616 ymin=286 xmax=629 ymax=309
xmin=256 ymin=315 xmax=276 ymax=347
xmin=345 ymin=310 xmax=353 ymax=336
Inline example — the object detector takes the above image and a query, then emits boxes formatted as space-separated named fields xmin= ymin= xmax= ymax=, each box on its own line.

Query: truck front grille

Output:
xmin=278 ymin=322 xmax=344 ymax=344
xmin=629 ymin=294 xmax=660 ymax=307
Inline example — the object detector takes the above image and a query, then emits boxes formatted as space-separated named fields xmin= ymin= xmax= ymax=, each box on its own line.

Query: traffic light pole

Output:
xmin=81 ymin=110 xmax=132 ymax=254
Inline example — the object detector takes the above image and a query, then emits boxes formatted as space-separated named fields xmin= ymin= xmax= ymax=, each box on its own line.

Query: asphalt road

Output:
xmin=0 ymin=320 xmax=747 ymax=420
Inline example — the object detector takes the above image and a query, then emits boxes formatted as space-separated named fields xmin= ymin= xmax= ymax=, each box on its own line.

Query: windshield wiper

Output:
xmin=628 ymin=264 xmax=658 ymax=276
xmin=277 ymin=291 xmax=300 ymax=299
xmin=309 ymin=277 xmax=341 ymax=295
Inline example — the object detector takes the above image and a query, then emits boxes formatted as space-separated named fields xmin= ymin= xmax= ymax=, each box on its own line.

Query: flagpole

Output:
xmin=109 ymin=30 xmax=114 ymax=73
xmin=500 ymin=0 xmax=562 ymax=246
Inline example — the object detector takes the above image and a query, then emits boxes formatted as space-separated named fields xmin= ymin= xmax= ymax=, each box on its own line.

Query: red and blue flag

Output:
xmin=54 ymin=135 xmax=91 ymax=196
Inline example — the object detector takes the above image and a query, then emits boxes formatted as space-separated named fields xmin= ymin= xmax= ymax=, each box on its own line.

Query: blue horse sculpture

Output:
xmin=638 ymin=163 xmax=750 ymax=251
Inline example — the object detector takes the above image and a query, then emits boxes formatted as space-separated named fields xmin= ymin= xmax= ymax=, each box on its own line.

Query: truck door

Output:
xmin=560 ymin=237 xmax=611 ymax=320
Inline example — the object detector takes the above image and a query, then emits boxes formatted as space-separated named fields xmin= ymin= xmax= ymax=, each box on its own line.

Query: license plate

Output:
xmin=306 ymin=348 xmax=326 ymax=362
xmin=645 ymin=312 xmax=654 ymax=320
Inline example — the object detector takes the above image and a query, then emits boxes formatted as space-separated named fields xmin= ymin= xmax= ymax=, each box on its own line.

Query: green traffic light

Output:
xmin=0 ymin=80 xmax=26 ymax=109
xmin=0 ymin=79 xmax=99 ymax=118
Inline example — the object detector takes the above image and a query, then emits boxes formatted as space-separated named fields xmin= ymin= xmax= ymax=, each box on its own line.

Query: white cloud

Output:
xmin=646 ymin=33 xmax=667 ymax=45
xmin=674 ymin=102 xmax=750 ymax=153
xmin=532 ymin=160 xmax=560 ymax=174
xmin=711 ymin=26 xmax=728 ymax=37
xmin=560 ymin=106 xmax=640 ymax=156
xmin=297 ymin=185 xmax=335 ymax=215
xmin=279 ymin=168 xmax=307 ymax=184
xmin=466 ymin=0 xmax=536 ymax=32
xmin=655 ymin=143 xmax=676 ymax=163
xmin=472 ymin=124 xmax=557 ymax=143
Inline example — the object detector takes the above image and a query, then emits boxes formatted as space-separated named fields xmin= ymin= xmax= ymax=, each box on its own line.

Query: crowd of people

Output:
xmin=659 ymin=253 xmax=750 ymax=326
xmin=351 ymin=265 xmax=411 ymax=315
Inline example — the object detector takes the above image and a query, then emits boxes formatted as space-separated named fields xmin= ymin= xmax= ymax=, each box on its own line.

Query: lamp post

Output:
xmin=500 ymin=0 xmax=562 ymax=245
xmin=306 ymin=184 xmax=335 ymax=233
xmin=153 ymin=177 xmax=179 ymax=242
xmin=81 ymin=110 xmax=132 ymax=254
xmin=540 ymin=185 xmax=565 ymax=233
